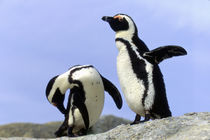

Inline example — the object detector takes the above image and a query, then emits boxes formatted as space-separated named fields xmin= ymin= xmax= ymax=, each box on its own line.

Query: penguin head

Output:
xmin=102 ymin=14 xmax=138 ymax=36
xmin=46 ymin=75 xmax=67 ymax=114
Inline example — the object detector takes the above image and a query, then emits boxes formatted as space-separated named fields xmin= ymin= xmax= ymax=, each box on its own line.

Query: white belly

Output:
xmin=116 ymin=41 xmax=155 ymax=117
xmin=117 ymin=49 xmax=145 ymax=116
xmin=68 ymin=89 xmax=104 ymax=133
xmin=83 ymin=76 xmax=105 ymax=127
xmin=68 ymin=67 xmax=105 ymax=132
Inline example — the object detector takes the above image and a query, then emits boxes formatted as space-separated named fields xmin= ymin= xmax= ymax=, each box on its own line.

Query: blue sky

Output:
xmin=0 ymin=0 xmax=210 ymax=125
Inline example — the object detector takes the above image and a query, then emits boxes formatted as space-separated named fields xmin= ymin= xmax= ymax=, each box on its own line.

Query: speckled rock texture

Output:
xmin=0 ymin=112 xmax=210 ymax=140
xmin=0 ymin=115 xmax=130 ymax=138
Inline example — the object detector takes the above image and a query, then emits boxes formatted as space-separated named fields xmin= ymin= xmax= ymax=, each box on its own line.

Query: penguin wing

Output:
xmin=72 ymin=89 xmax=89 ymax=130
xmin=143 ymin=45 xmax=187 ymax=64
xmin=101 ymin=76 xmax=123 ymax=109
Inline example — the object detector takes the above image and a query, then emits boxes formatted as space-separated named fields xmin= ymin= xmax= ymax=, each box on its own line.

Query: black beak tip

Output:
xmin=102 ymin=16 xmax=112 ymax=22
xmin=102 ymin=16 xmax=106 ymax=21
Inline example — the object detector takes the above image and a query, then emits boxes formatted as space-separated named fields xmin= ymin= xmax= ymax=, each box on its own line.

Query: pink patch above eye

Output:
xmin=114 ymin=15 xmax=123 ymax=21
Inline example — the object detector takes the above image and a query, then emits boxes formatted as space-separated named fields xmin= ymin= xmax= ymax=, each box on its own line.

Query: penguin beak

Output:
xmin=102 ymin=16 xmax=114 ymax=22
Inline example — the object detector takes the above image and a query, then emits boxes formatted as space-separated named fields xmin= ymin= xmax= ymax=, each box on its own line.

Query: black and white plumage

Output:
xmin=143 ymin=45 xmax=187 ymax=64
xmin=102 ymin=14 xmax=187 ymax=124
xmin=46 ymin=65 xmax=122 ymax=136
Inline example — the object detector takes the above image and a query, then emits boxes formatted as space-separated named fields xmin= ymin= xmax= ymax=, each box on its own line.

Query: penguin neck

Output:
xmin=56 ymin=72 xmax=72 ymax=95
xmin=115 ymin=29 xmax=135 ymax=42
xmin=115 ymin=31 xmax=132 ymax=41
xmin=115 ymin=31 xmax=150 ymax=53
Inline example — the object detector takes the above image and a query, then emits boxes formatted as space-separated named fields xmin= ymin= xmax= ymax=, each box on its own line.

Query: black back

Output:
xmin=132 ymin=35 xmax=172 ymax=118
xmin=150 ymin=65 xmax=172 ymax=118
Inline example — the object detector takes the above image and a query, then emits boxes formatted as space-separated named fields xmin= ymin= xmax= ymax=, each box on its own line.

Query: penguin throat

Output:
xmin=116 ymin=32 xmax=133 ymax=42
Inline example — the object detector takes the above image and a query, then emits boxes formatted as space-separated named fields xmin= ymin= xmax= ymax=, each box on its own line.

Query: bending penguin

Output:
xmin=46 ymin=65 xmax=122 ymax=136
xmin=102 ymin=14 xmax=187 ymax=124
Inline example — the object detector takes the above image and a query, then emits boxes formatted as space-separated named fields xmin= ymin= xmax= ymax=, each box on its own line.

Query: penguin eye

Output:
xmin=119 ymin=18 xmax=123 ymax=22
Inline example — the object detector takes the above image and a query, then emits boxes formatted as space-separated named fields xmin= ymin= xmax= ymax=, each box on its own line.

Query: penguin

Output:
xmin=45 ymin=65 xmax=122 ymax=136
xmin=102 ymin=14 xmax=187 ymax=124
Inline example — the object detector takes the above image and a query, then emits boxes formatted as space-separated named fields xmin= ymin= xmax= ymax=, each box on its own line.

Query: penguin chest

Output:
xmin=117 ymin=49 xmax=145 ymax=116
xmin=116 ymin=42 xmax=155 ymax=116
xmin=69 ymin=84 xmax=104 ymax=133
xmin=84 ymin=78 xmax=105 ymax=126
xmin=68 ymin=69 xmax=105 ymax=132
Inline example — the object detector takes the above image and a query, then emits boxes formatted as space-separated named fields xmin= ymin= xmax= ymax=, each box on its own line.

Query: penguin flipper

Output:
xmin=143 ymin=45 xmax=187 ymax=64
xmin=72 ymin=91 xmax=89 ymax=130
xmin=101 ymin=76 xmax=123 ymax=109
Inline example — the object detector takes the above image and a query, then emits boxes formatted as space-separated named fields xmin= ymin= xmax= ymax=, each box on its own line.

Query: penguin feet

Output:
xmin=78 ymin=128 xmax=88 ymax=136
xmin=68 ymin=134 xmax=77 ymax=137
xmin=130 ymin=112 xmax=151 ymax=125
xmin=54 ymin=130 xmax=62 ymax=137
xmin=130 ymin=114 xmax=141 ymax=125
xmin=67 ymin=127 xmax=88 ymax=137
xmin=55 ymin=129 xmax=67 ymax=137
xmin=139 ymin=113 xmax=150 ymax=123
xmin=54 ymin=122 xmax=68 ymax=137
xmin=67 ymin=127 xmax=76 ymax=137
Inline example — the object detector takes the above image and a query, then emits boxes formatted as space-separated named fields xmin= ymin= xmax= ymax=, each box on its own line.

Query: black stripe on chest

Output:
xmin=68 ymin=65 xmax=93 ymax=102
xmin=68 ymin=65 xmax=93 ymax=128
xmin=115 ymin=38 xmax=149 ymax=107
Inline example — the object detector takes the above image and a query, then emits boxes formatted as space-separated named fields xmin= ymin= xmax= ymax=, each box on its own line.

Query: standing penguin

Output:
xmin=102 ymin=14 xmax=187 ymax=124
xmin=46 ymin=65 xmax=122 ymax=136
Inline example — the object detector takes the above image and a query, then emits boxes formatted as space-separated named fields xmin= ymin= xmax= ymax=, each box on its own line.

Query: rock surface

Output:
xmin=0 ymin=115 xmax=130 ymax=138
xmin=0 ymin=112 xmax=210 ymax=140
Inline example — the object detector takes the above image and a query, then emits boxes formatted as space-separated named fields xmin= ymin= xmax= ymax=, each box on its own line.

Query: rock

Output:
xmin=89 ymin=115 xmax=131 ymax=134
xmin=0 ymin=112 xmax=210 ymax=140
xmin=0 ymin=122 xmax=62 ymax=138
xmin=0 ymin=115 xmax=130 ymax=138
xmin=80 ymin=112 xmax=210 ymax=140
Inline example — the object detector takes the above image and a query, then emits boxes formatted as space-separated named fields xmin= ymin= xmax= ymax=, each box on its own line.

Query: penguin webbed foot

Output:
xmin=130 ymin=113 xmax=151 ymax=125
xmin=139 ymin=113 xmax=150 ymax=123
xmin=67 ymin=127 xmax=76 ymax=137
xmin=54 ymin=118 xmax=68 ymax=137
xmin=130 ymin=114 xmax=141 ymax=125
xmin=55 ymin=130 xmax=67 ymax=137
xmin=67 ymin=127 xmax=88 ymax=137
xmin=55 ymin=125 xmax=68 ymax=137
xmin=78 ymin=128 xmax=88 ymax=136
